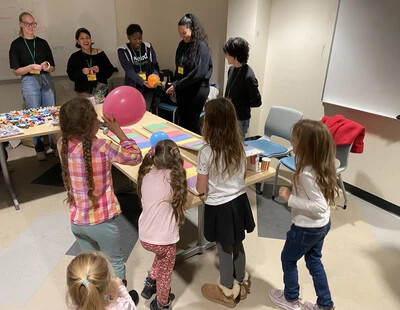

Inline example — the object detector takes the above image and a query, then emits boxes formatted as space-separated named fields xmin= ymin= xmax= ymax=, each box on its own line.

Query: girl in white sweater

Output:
xmin=270 ymin=120 xmax=337 ymax=310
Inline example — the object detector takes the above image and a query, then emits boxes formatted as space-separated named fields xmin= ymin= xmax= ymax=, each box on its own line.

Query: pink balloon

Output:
xmin=103 ymin=86 xmax=146 ymax=126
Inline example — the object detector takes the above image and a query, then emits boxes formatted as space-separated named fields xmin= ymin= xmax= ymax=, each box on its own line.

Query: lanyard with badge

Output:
xmin=82 ymin=49 xmax=97 ymax=81
xmin=24 ymin=38 xmax=40 ymax=75
xmin=133 ymin=48 xmax=146 ymax=80
xmin=178 ymin=46 xmax=189 ymax=75
xmin=225 ymin=65 xmax=243 ymax=98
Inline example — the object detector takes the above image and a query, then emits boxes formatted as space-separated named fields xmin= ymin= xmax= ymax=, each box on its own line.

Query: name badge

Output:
xmin=87 ymin=74 xmax=97 ymax=81
xmin=138 ymin=72 xmax=146 ymax=80
xmin=29 ymin=70 xmax=40 ymax=75
xmin=178 ymin=66 xmax=184 ymax=75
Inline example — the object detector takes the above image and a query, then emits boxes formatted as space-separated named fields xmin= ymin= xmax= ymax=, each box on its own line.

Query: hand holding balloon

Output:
xmin=147 ymin=74 xmax=160 ymax=88
xmin=101 ymin=113 xmax=128 ymax=141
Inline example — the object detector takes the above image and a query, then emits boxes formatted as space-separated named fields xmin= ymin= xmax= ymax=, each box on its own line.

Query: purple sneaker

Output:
xmin=304 ymin=301 xmax=335 ymax=310
xmin=269 ymin=289 xmax=301 ymax=310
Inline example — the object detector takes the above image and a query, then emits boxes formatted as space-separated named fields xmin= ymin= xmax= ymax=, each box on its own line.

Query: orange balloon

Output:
xmin=147 ymin=74 xmax=160 ymax=87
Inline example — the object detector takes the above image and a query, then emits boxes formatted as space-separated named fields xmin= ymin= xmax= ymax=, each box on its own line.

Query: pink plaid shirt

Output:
xmin=58 ymin=138 xmax=142 ymax=226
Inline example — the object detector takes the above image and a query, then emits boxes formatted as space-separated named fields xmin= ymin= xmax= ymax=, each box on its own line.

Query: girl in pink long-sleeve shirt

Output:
xmin=137 ymin=139 xmax=187 ymax=310
xmin=66 ymin=251 xmax=137 ymax=310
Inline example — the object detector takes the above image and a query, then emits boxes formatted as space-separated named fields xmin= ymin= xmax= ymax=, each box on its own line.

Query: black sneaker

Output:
xmin=141 ymin=276 xmax=156 ymax=299
xmin=129 ymin=289 xmax=139 ymax=305
xmin=150 ymin=298 xmax=172 ymax=310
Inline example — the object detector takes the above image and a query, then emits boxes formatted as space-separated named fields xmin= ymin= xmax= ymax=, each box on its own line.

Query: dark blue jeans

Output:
xmin=281 ymin=222 xmax=334 ymax=309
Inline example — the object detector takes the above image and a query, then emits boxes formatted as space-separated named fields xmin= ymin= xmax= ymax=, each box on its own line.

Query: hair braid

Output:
xmin=61 ymin=136 xmax=74 ymax=205
xmin=170 ymin=153 xmax=187 ymax=226
xmin=82 ymin=135 xmax=97 ymax=207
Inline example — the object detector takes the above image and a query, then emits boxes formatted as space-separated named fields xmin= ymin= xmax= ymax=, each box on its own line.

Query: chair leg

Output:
xmin=272 ymin=162 xmax=281 ymax=201
xmin=172 ymin=110 xmax=176 ymax=124
xmin=337 ymin=173 xmax=347 ymax=209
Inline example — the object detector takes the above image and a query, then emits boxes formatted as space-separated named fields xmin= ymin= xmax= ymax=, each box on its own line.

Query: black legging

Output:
xmin=176 ymin=85 xmax=209 ymax=134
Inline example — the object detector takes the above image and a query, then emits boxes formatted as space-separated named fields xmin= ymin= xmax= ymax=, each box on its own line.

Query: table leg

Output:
xmin=0 ymin=145 xmax=19 ymax=210
xmin=176 ymin=204 xmax=215 ymax=261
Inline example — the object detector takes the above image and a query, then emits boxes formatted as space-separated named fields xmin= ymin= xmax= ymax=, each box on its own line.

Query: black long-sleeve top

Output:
xmin=225 ymin=64 xmax=262 ymax=121
xmin=172 ymin=40 xmax=212 ymax=93
xmin=67 ymin=49 xmax=114 ymax=93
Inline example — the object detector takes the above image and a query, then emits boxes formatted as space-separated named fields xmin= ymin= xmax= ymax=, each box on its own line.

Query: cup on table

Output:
xmin=261 ymin=157 xmax=271 ymax=171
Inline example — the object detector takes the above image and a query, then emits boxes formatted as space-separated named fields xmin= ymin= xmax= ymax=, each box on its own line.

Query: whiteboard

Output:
xmin=0 ymin=0 xmax=117 ymax=80
xmin=322 ymin=0 xmax=400 ymax=119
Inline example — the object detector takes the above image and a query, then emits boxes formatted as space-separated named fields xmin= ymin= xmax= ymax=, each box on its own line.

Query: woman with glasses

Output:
xmin=67 ymin=28 xmax=115 ymax=98
xmin=9 ymin=12 xmax=56 ymax=161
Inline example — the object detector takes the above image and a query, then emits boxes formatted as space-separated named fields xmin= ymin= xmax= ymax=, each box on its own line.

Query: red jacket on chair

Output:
xmin=321 ymin=115 xmax=365 ymax=153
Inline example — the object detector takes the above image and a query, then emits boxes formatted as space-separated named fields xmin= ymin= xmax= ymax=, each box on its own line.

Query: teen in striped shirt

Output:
xmin=58 ymin=97 xmax=142 ymax=287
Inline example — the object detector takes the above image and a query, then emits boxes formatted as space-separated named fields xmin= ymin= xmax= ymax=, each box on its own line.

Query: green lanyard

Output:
xmin=132 ymin=48 xmax=142 ymax=72
xmin=180 ymin=46 xmax=189 ymax=67
xmin=82 ymin=48 xmax=93 ymax=68
xmin=23 ymin=38 xmax=36 ymax=64
xmin=226 ymin=65 xmax=243 ymax=98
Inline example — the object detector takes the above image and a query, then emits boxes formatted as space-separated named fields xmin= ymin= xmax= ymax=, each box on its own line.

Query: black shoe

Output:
xmin=141 ymin=276 xmax=156 ymax=299
xmin=128 ymin=289 xmax=139 ymax=305
xmin=150 ymin=298 xmax=172 ymax=310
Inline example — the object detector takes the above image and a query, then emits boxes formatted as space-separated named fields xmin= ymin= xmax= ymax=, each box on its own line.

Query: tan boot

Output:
xmin=237 ymin=272 xmax=250 ymax=300
xmin=201 ymin=280 xmax=240 ymax=308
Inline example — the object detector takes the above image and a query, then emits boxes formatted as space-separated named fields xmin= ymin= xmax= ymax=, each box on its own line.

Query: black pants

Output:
xmin=176 ymin=85 xmax=209 ymax=134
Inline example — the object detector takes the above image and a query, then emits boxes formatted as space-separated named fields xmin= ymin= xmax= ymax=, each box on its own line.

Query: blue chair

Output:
xmin=246 ymin=106 xmax=303 ymax=194
xmin=156 ymin=103 xmax=178 ymax=124
xmin=246 ymin=106 xmax=304 ymax=158
xmin=272 ymin=144 xmax=352 ymax=209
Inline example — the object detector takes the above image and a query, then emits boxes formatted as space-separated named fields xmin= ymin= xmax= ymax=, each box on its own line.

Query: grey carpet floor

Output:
xmin=256 ymin=183 xmax=292 ymax=240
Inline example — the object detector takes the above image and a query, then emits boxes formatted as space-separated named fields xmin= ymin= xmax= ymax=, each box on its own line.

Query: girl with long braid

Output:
xmin=58 ymin=97 xmax=142 ymax=288
xmin=136 ymin=140 xmax=187 ymax=310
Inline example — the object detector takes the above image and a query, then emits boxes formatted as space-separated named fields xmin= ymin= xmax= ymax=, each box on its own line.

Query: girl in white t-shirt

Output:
xmin=269 ymin=120 xmax=337 ymax=310
xmin=137 ymin=139 xmax=187 ymax=310
xmin=196 ymin=98 xmax=255 ymax=308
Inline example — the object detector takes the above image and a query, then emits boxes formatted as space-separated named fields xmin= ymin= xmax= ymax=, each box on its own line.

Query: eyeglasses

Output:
xmin=21 ymin=22 xmax=37 ymax=28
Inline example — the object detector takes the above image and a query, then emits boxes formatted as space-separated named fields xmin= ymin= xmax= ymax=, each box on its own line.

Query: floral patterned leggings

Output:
xmin=140 ymin=241 xmax=176 ymax=305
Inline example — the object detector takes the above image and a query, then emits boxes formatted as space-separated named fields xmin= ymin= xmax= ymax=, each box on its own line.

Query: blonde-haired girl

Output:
xmin=66 ymin=251 xmax=136 ymax=309
xmin=197 ymin=98 xmax=255 ymax=308
xmin=269 ymin=119 xmax=337 ymax=310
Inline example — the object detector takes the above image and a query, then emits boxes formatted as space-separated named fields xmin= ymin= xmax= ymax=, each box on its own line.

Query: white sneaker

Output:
xmin=304 ymin=301 xmax=335 ymax=310
xmin=36 ymin=151 xmax=47 ymax=161
xmin=269 ymin=289 xmax=301 ymax=310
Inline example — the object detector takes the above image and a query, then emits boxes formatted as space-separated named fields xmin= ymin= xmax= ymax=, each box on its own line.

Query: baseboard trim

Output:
xmin=344 ymin=182 xmax=400 ymax=216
